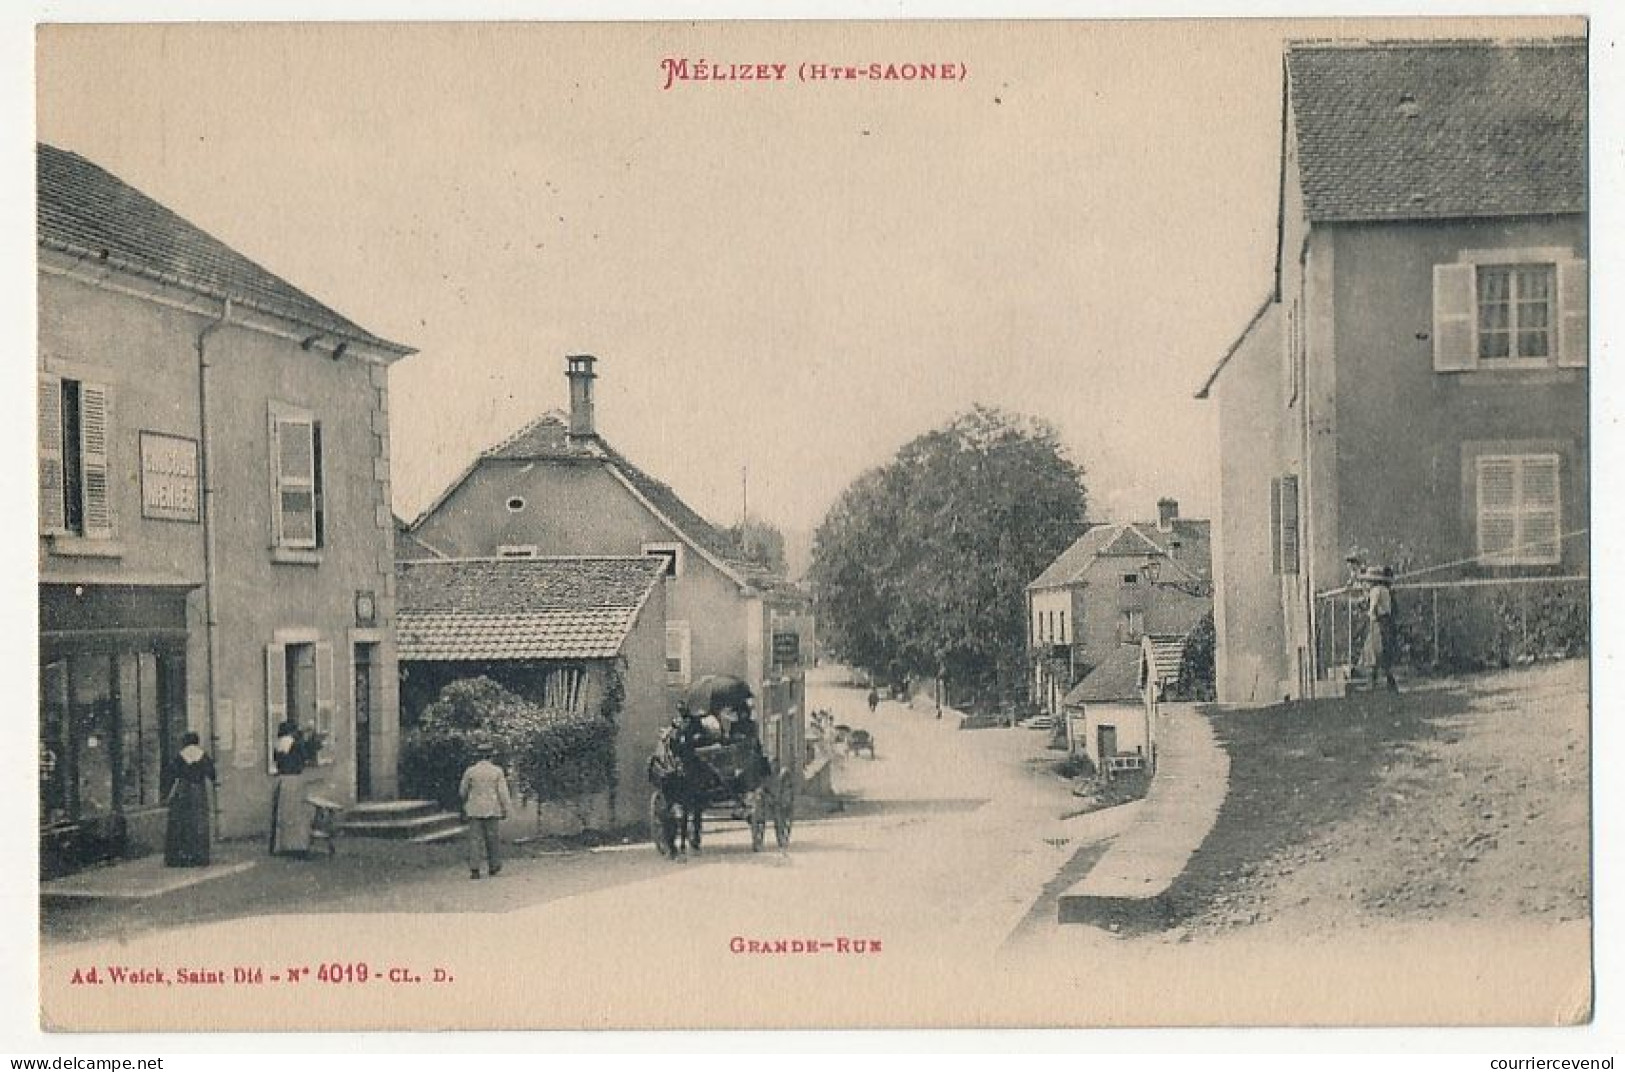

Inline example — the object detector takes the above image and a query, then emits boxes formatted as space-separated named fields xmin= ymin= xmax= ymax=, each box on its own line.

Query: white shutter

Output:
xmin=265 ymin=643 xmax=288 ymax=773
xmin=1433 ymin=263 xmax=1478 ymax=371
xmin=1556 ymin=259 xmax=1588 ymax=368
xmin=1519 ymin=456 xmax=1562 ymax=563
xmin=272 ymin=413 xmax=318 ymax=549
xmin=1476 ymin=458 xmax=1518 ymax=562
xmin=78 ymin=382 xmax=113 ymax=539
xmin=314 ymin=641 xmax=336 ymax=755
xmin=38 ymin=376 xmax=66 ymax=534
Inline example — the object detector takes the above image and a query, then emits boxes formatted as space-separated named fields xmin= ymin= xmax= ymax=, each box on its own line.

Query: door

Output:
xmin=353 ymin=645 xmax=374 ymax=800
xmin=1097 ymin=724 xmax=1118 ymax=765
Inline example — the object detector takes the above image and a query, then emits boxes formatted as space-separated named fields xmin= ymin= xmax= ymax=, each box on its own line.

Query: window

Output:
xmin=1120 ymin=609 xmax=1144 ymax=644
xmin=1058 ymin=610 xmax=1068 ymax=645
xmin=270 ymin=406 xmax=324 ymax=550
xmin=643 ymin=541 xmax=684 ymax=578
xmin=1283 ymin=295 xmax=1304 ymax=406
xmin=665 ymin=622 xmax=692 ymax=686
xmin=1433 ymin=254 xmax=1586 ymax=371
xmin=497 ymin=544 xmax=539 ymax=559
xmin=265 ymin=638 xmax=335 ymax=771
xmin=39 ymin=375 xmax=113 ymax=539
xmin=1477 ymin=264 xmax=1554 ymax=361
xmin=1269 ymin=475 xmax=1300 ymax=576
xmin=506 ymin=497 xmax=527 ymax=513
xmin=1476 ymin=454 xmax=1561 ymax=566
xmin=1122 ymin=573 xmax=1139 ymax=585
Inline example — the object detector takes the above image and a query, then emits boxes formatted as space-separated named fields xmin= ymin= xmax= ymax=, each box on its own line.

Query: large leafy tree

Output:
xmin=725 ymin=519 xmax=788 ymax=576
xmin=809 ymin=405 xmax=1087 ymax=700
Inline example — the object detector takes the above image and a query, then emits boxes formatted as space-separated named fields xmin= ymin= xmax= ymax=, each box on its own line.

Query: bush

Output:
xmin=400 ymin=676 xmax=616 ymax=812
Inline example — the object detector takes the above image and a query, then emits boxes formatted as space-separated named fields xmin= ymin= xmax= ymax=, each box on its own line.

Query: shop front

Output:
xmin=39 ymin=583 xmax=193 ymax=878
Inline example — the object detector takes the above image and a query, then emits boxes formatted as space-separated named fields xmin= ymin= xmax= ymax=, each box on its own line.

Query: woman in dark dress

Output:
xmin=164 ymin=731 xmax=216 ymax=867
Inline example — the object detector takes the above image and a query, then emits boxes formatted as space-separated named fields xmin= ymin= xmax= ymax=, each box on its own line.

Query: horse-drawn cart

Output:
xmin=647 ymin=675 xmax=795 ymax=857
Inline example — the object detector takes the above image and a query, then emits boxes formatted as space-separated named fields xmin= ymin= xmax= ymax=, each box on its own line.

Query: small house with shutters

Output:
xmin=394 ymin=555 xmax=669 ymax=824
xmin=36 ymin=144 xmax=412 ymax=874
xmin=1196 ymin=38 xmax=1588 ymax=703
xmin=1027 ymin=499 xmax=1211 ymax=722
xmin=404 ymin=357 xmax=811 ymax=784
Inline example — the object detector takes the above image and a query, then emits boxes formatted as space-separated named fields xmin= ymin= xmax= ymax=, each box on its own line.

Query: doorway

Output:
xmin=353 ymin=643 xmax=377 ymax=800
xmin=1097 ymin=724 xmax=1118 ymax=765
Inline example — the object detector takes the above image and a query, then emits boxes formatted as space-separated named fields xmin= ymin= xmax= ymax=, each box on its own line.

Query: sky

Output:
xmin=31 ymin=16 xmax=1577 ymax=540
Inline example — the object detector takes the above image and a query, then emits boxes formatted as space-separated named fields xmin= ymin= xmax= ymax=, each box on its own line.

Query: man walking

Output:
xmin=459 ymin=741 xmax=512 ymax=879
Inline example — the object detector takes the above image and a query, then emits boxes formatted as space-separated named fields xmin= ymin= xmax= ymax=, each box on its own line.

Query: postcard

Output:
xmin=32 ymin=16 xmax=1591 ymax=1031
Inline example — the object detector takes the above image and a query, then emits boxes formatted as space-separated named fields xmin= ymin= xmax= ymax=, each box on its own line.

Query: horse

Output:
xmin=647 ymin=729 xmax=714 ymax=859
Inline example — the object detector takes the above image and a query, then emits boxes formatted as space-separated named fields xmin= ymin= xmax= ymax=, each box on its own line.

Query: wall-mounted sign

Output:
xmin=139 ymin=432 xmax=200 ymax=522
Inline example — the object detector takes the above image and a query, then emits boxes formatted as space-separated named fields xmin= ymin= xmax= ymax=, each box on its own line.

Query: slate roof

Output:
xmin=1029 ymin=519 xmax=1212 ymax=590
xmin=1064 ymin=646 xmax=1144 ymax=706
xmin=394 ymin=516 xmax=447 ymax=561
xmin=37 ymin=143 xmax=412 ymax=356
xmin=1286 ymin=38 xmax=1586 ymax=223
xmin=463 ymin=411 xmax=755 ymax=577
xmin=396 ymin=556 xmax=665 ymax=661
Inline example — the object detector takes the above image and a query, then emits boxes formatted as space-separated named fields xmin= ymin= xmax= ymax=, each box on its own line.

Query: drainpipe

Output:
xmin=196 ymin=298 xmax=232 ymax=833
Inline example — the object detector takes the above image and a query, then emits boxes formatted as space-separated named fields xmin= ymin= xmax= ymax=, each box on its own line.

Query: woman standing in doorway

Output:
xmin=269 ymin=720 xmax=316 ymax=856
xmin=164 ymin=731 xmax=216 ymax=867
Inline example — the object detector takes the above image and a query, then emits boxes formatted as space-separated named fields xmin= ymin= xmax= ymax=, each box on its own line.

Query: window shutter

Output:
xmin=1280 ymin=475 xmax=1301 ymax=575
xmin=272 ymin=413 xmax=318 ymax=549
xmin=311 ymin=421 xmax=325 ymax=548
xmin=78 ymin=382 xmax=113 ymax=539
xmin=1557 ymin=259 xmax=1588 ymax=368
xmin=265 ymin=643 xmax=288 ymax=773
xmin=314 ymin=641 xmax=336 ymax=752
xmin=269 ymin=412 xmax=285 ymax=547
xmin=1519 ymin=456 xmax=1562 ymax=562
xmin=665 ymin=622 xmax=692 ymax=686
xmin=1432 ymin=263 xmax=1477 ymax=371
xmin=38 ymin=376 xmax=67 ymax=534
xmin=1269 ymin=478 xmax=1283 ymax=575
xmin=1476 ymin=458 xmax=1518 ymax=562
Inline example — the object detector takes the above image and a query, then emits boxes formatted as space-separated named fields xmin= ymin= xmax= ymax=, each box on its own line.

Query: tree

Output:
xmin=809 ymin=405 xmax=1088 ymax=703
xmin=725 ymin=518 xmax=788 ymax=576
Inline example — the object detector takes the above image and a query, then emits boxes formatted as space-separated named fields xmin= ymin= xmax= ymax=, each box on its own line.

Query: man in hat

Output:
xmin=1361 ymin=566 xmax=1399 ymax=693
xmin=459 ymin=741 xmax=512 ymax=879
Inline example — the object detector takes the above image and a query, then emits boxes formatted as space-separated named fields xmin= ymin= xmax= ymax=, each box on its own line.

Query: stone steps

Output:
xmin=338 ymin=800 xmax=467 ymax=843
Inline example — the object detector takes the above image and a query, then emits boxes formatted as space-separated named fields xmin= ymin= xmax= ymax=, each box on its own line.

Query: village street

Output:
xmin=40 ymin=666 xmax=1150 ymax=1029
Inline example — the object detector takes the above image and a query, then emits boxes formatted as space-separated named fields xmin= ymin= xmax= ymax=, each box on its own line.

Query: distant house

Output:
xmin=1197 ymin=38 xmax=1588 ymax=703
xmin=1027 ymin=499 xmax=1212 ymax=721
xmin=405 ymin=356 xmax=811 ymax=783
xmin=1063 ymin=631 xmax=1197 ymax=775
xmin=37 ymin=144 xmax=413 ymax=874
xmin=395 ymin=555 xmax=668 ymax=822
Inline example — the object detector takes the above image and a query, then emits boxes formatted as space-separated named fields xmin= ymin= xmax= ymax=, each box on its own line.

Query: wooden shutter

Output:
xmin=1557 ymin=259 xmax=1588 ymax=368
xmin=1280 ymin=475 xmax=1301 ymax=575
xmin=38 ymin=376 xmax=66 ymax=534
xmin=272 ymin=413 xmax=317 ymax=549
xmin=78 ymin=382 xmax=113 ymax=539
xmin=1519 ymin=456 xmax=1562 ymax=563
xmin=1476 ymin=457 xmax=1518 ymax=562
xmin=265 ymin=643 xmax=288 ymax=773
xmin=1432 ymin=263 xmax=1478 ymax=371
xmin=314 ymin=641 xmax=336 ymax=753
xmin=1269 ymin=478 xmax=1283 ymax=575
xmin=665 ymin=622 xmax=692 ymax=686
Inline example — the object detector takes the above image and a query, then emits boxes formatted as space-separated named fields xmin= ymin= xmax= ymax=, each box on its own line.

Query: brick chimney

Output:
xmin=1157 ymin=497 xmax=1179 ymax=533
xmin=566 ymin=355 xmax=597 ymax=441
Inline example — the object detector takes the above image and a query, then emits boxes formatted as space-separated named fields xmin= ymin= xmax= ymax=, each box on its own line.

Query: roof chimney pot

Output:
xmin=566 ymin=355 xmax=598 ymax=441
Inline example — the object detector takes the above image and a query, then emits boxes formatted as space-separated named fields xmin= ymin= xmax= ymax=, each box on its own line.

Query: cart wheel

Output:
xmin=748 ymin=788 xmax=768 ymax=852
xmin=650 ymin=790 xmax=677 ymax=858
xmin=774 ymin=772 xmax=794 ymax=849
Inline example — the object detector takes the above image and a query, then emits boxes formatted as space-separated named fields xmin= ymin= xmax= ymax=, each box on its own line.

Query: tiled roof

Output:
xmin=1286 ymin=39 xmax=1586 ymax=222
xmin=37 ymin=143 xmax=411 ymax=355
xmin=477 ymin=411 xmax=754 ymax=576
xmin=1064 ymin=646 xmax=1144 ymax=706
xmin=396 ymin=556 xmax=665 ymax=662
xmin=1029 ymin=518 xmax=1212 ymax=589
